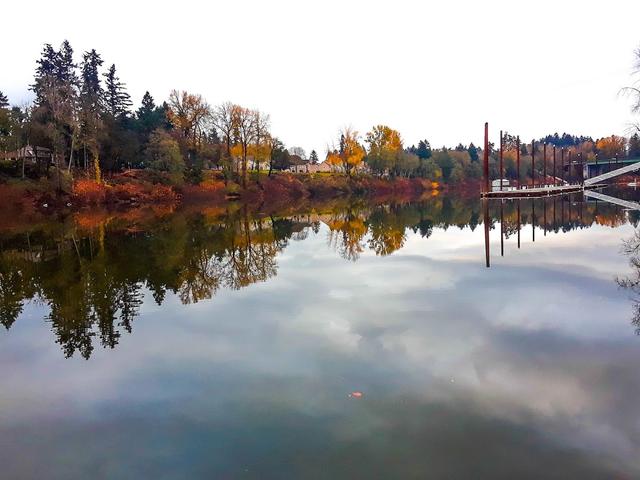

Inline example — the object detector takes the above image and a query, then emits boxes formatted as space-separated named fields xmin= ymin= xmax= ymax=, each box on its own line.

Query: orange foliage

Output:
xmin=73 ymin=179 xmax=107 ymax=205
xmin=72 ymin=178 xmax=179 ymax=206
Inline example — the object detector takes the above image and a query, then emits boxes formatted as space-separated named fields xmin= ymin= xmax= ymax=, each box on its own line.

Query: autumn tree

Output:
xmin=365 ymin=125 xmax=403 ymax=176
xmin=233 ymin=106 xmax=257 ymax=188
xmin=326 ymin=127 xmax=365 ymax=177
xmin=212 ymin=102 xmax=239 ymax=180
xmin=166 ymin=90 xmax=210 ymax=147
xmin=596 ymin=135 xmax=626 ymax=158
xmin=166 ymin=90 xmax=214 ymax=183
xmin=252 ymin=110 xmax=271 ymax=178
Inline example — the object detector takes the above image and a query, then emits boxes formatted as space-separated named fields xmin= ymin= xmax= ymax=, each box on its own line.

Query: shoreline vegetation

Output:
xmin=1 ymin=40 xmax=640 ymax=214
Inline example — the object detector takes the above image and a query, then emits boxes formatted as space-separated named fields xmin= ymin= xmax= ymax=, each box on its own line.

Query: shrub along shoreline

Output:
xmin=1 ymin=170 xmax=442 ymax=215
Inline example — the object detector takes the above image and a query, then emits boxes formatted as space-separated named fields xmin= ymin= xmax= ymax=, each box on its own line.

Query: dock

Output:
xmin=480 ymin=122 xmax=636 ymax=200
xmin=481 ymin=184 xmax=602 ymax=199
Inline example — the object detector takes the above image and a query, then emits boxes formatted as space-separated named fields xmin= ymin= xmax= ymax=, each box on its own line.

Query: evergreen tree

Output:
xmin=468 ymin=142 xmax=479 ymax=162
xmin=30 ymin=41 xmax=79 ymax=172
xmin=31 ymin=43 xmax=58 ymax=106
xmin=137 ymin=91 xmax=155 ymax=118
xmin=135 ymin=91 xmax=168 ymax=135
xmin=310 ymin=149 xmax=319 ymax=164
xmin=56 ymin=40 xmax=77 ymax=84
xmin=629 ymin=133 xmax=640 ymax=158
xmin=80 ymin=49 xmax=104 ymax=180
xmin=416 ymin=139 xmax=432 ymax=159
xmin=103 ymin=64 xmax=132 ymax=118
xmin=0 ymin=91 xmax=8 ymax=109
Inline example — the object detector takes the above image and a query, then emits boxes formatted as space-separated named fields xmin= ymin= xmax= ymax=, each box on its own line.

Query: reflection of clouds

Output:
xmin=1 ymin=223 xmax=640 ymax=476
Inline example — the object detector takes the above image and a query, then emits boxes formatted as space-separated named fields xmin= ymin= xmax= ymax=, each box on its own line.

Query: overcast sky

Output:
xmin=3 ymin=0 xmax=640 ymax=153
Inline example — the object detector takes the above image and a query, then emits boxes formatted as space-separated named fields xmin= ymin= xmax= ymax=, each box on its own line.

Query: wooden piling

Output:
xmin=516 ymin=136 xmax=521 ymax=188
xmin=483 ymin=123 xmax=489 ymax=193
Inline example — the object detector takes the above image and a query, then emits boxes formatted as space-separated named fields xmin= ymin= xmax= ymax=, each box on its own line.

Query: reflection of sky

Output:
xmin=1 ymin=218 xmax=640 ymax=478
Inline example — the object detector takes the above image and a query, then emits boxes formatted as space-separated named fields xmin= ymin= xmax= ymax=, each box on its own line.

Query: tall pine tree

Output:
xmin=103 ymin=64 xmax=132 ymax=118
xmin=30 ymin=41 xmax=79 ymax=172
xmin=0 ymin=91 xmax=8 ymax=109
xmin=629 ymin=133 xmax=640 ymax=158
xmin=80 ymin=49 xmax=104 ymax=181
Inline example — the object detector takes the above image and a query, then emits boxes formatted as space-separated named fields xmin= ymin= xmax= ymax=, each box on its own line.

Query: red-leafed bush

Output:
xmin=149 ymin=184 xmax=179 ymax=203
xmin=73 ymin=179 xmax=107 ymax=205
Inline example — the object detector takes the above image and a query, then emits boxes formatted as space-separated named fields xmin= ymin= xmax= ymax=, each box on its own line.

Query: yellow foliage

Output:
xmin=596 ymin=135 xmax=626 ymax=159
xmin=327 ymin=127 xmax=365 ymax=175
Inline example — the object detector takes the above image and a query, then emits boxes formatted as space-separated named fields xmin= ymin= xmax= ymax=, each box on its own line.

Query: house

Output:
xmin=288 ymin=154 xmax=309 ymax=173
xmin=307 ymin=161 xmax=333 ymax=173
xmin=287 ymin=155 xmax=336 ymax=174
xmin=1 ymin=145 xmax=54 ymax=164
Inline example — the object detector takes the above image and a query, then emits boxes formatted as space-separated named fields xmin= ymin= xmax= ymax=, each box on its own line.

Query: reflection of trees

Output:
xmin=367 ymin=206 xmax=407 ymax=256
xmin=617 ymin=229 xmax=640 ymax=334
xmin=1 ymin=191 xmax=636 ymax=357
xmin=0 ymin=209 xmax=297 ymax=358
xmin=0 ymin=252 xmax=35 ymax=329
xmin=327 ymin=210 xmax=368 ymax=261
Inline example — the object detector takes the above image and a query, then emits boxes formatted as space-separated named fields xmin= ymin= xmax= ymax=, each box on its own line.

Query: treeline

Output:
xmin=0 ymin=40 xmax=297 ymax=187
xmin=2 ymin=40 xmax=639 ymax=190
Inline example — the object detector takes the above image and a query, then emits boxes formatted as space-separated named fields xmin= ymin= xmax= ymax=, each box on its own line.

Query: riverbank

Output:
xmin=1 ymin=169 xmax=439 ymax=210
xmin=0 ymin=170 xmax=442 ymax=231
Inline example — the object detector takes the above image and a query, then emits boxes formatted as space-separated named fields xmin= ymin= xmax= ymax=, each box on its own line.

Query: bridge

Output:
xmin=583 ymin=158 xmax=640 ymax=186
xmin=583 ymin=190 xmax=640 ymax=210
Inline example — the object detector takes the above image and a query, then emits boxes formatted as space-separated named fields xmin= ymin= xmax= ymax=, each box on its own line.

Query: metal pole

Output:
xmin=553 ymin=146 xmax=556 ymax=186
xmin=531 ymin=140 xmax=535 ymax=188
xmin=483 ymin=123 xmax=489 ymax=193
xmin=517 ymin=136 xmax=521 ymax=189
xmin=568 ymin=150 xmax=572 ymax=184
xmin=500 ymin=130 xmax=503 ymax=191
xmin=543 ymin=142 xmax=547 ymax=187
xmin=561 ymin=147 xmax=564 ymax=185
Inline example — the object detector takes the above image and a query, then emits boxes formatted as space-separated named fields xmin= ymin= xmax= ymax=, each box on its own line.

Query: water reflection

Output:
xmin=483 ymin=191 xmax=639 ymax=267
xmin=1 ymin=193 xmax=636 ymax=359
xmin=3 ymin=192 xmax=640 ymax=477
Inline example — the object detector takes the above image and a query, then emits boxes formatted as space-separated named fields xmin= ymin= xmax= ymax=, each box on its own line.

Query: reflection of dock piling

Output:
xmin=483 ymin=199 xmax=490 ymax=268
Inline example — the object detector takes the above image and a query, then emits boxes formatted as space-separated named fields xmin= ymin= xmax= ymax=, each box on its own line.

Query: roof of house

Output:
xmin=289 ymin=155 xmax=308 ymax=166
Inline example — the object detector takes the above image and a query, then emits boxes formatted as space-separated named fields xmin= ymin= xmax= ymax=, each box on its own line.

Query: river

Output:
xmin=1 ymin=189 xmax=640 ymax=478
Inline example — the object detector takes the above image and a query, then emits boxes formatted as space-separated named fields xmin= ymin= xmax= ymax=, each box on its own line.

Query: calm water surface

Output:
xmin=2 ymin=189 xmax=640 ymax=479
